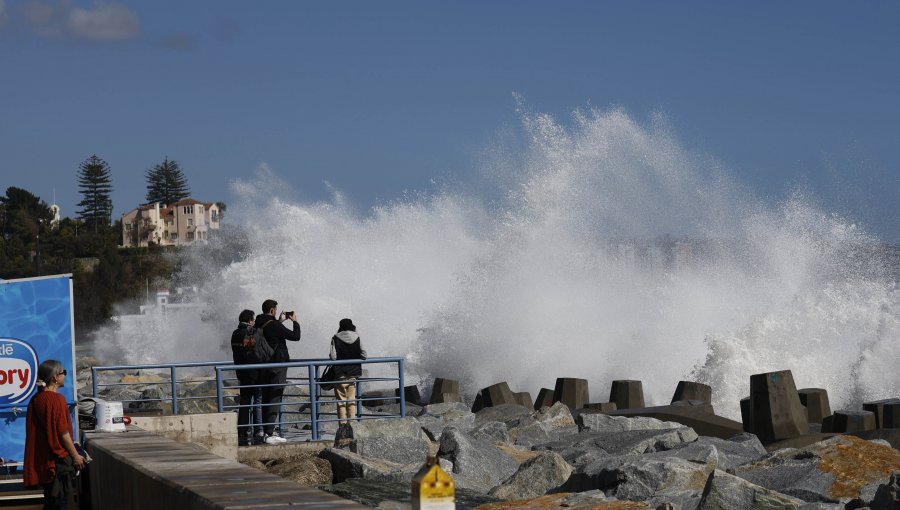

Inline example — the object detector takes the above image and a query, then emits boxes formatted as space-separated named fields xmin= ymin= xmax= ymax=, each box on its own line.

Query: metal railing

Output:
xmin=216 ymin=357 xmax=406 ymax=441
xmin=91 ymin=357 xmax=406 ymax=441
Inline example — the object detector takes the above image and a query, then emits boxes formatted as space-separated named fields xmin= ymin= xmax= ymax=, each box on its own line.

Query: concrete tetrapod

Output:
xmin=823 ymin=409 xmax=876 ymax=433
xmin=534 ymin=388 xmax=554 ymax=411
xmin=671 ymin=381 xmax=712 ymax=405
xmin=797 ymin=388 xmax=832 ymax=425
xmin=609 ymin=380 xmax=645 ymax=410
xmin=748 ymin=370 xmax=809 ymax=444
xmin=553 ymin=378 xmax=589 ymax=411
xmin=863 ymin=398 xmax=900 ymax=429
xmin=471 ymin=382 xmax=517 ymax=412
xmin=429 ymin=378 xmax=461 ymax=405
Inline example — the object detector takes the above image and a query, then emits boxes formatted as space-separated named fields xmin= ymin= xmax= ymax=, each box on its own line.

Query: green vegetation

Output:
xmin=145 ymin=157 xmax=191 ymax=205
xmin=0 ymin=154 xmax=201 ymax=341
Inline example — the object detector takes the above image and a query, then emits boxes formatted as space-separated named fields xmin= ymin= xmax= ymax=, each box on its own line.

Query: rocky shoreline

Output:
xmin=81 ymin=358 xmax=900 ymax=509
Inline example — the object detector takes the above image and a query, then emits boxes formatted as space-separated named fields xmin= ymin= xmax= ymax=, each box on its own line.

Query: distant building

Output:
xmin=120 ymin=199 xmax=222 ymax=248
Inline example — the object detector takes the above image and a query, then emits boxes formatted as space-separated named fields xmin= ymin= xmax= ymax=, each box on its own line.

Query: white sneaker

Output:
xmin=264 ymin=434 xmax=286 ymax=444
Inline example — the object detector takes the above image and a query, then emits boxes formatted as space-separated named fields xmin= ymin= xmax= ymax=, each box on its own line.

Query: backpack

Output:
xmin=243 ymin=320 xmax=275 ymax=364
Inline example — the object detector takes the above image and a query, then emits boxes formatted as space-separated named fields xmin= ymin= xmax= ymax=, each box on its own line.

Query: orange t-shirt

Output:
xmin=23 ymin=391 xmax=72 ymax=487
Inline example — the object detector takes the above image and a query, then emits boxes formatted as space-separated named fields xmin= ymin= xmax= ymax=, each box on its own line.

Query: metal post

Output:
xmin=215 ymin=367 xmax=224 ymax=413
xmin=91 ymin=367 xmax=98 ymax=398
xmin=356 ymin=377 xmax=362 ymax=420
xmin=398 ymin=358 xmax=406 ymax=417
xmin=170 ymin=366 xmax=179 ymax=415
xmin=308 ymin=365 xmax=318 ymax=441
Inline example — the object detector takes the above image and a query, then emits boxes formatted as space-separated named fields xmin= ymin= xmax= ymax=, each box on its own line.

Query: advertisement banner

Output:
xmin=0 ymin=274 xmax=77 ymax=464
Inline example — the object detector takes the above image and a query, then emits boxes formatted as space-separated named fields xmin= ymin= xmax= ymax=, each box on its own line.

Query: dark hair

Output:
xmin=338 ymin=318 xmax=356 ymax=332
xmin=262 ymin=299 xmax=278 ymax=314
xmin=239 ymin=309 xmax=254 ymax=323
xmin=36 ymin=359 xmax=64 ymax=390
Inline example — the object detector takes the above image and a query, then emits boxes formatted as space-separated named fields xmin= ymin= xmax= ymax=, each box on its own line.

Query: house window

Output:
xmin=183 ymin=206 xmax=193 ymax=214
xmin=187 ymin=232 xmax=195 ymax=241
xmin=188 ymin=218 xmax=193 ymax=227
xmin=170 ymin=232 xmax=178 ymax=240
xmin=211 ymin=211 xmax=218 ymax=222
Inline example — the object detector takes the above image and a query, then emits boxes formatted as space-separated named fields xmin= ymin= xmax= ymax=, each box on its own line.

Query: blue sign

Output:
xmin=0 ymin=275 xmax=76 ymax=464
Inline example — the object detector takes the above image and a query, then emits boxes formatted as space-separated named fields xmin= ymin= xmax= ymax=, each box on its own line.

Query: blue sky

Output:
xmin=2 ymin=2 xmax=899 ymax=239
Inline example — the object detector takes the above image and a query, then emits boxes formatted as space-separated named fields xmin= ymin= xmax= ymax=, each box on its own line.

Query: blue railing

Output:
xmin=91 ymin=357 xmax=406 ymax=441
xmin=216 ymin=357 xmax=406 ymax=441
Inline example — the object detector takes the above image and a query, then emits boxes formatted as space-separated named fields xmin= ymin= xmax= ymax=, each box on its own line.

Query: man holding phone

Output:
xmin=254 ymin=299 xmax=301 ymax=444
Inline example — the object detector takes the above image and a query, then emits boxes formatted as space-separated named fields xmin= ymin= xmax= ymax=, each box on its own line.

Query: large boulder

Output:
xmin=347 ymin=416 xmax=425 ymax=440
xmin=437 ymin=427 xmax=519 ymax=492
xmin=472 ymin=421 xmax=511 ymax=444
xmin=733 ymin=435 xmax=900 ymax=503
xmin=535 ymin=401 xmax=577 ymax=430
xmin=539 ymin=426 xmax=699 ymax=462
xmin=698 ymin=469 xmax=804 ymax=509
xmin=319 ymin=447 xmax=416 ymax=484
xmin=870 ymin=471 xmax=900 ymax=510
xmin=690 ymin=434 xmax=767 ymax=472
xmin=578 ymin=412 xmax=686 ymax=433
xmin=415 ymin=402 xmax=475 ymax=440
xmin=348 ymin=435 xmax=431 ymax=465
xmin=488 ymin=451 xmax=573 ymax=500
xmin=474 ymin=403 xmax=532 ymax=427
xmin=560 ymin=449 xmax=716 ymax=499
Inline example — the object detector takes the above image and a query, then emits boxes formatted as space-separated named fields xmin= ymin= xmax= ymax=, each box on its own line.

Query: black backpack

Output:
xmin=244 ymin=320 xmax=275 ymax=364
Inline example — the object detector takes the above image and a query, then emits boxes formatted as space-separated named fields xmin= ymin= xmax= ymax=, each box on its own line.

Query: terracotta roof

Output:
xmin=171 ymin=198 xmax=204 ymax=206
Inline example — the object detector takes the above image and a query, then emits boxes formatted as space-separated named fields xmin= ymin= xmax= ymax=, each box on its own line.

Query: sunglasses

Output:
xmin=59 ymin=370 xmax=67 ymax=376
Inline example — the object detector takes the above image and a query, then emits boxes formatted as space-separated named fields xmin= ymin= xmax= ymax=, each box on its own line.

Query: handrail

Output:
xmin=91 ymin=357 xmax=406 ymax=442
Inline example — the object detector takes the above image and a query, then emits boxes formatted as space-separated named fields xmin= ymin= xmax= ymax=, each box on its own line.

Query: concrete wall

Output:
xmin=128 ymin=413 xmax=237 ymax=461
xmin=84 ymin=429 xmax=363 ymax=510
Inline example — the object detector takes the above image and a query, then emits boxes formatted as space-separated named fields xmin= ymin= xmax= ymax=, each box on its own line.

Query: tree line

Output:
xmin=0 ymin=155 xmax=196 ymax=340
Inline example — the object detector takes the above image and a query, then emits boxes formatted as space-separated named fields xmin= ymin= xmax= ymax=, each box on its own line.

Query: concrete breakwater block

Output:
xmin=749 ymin=370 xmax=809 ymax=444
xmin=471 ymin=382 xmax=517 ymax=412
xmin=583 ymin=402 xmax=618 ymax=412
xmin=740 ymin=396 xmax=751 ymax=433
xmin=671 ymin=381 xmax=711 ymax=405
xmin=607 ymin=402 xmax=742 ymax=439
xmin=394 ymin=385 xmax=422 ymax=406
xmin=797 ymin=387 xmax=832 ymax=424
xmin=429 ymin=378 xmax=461 ymax=404
xmin=823 ymin=409 xmax=876 ymax=433
xmin=609 ymin=380 xmax=644 ymax=410
xmin=862 ymin=398 xmax=900 ymax=429
xmin=883 ymin=402 xmax=900 ymax=429
xmin=553 ymin=378 xmax=589 ymax=411
xmin=534 ymin=388 xmax=555 ymax=410
xmin=513 ymin=391 xmax=533 ymax=410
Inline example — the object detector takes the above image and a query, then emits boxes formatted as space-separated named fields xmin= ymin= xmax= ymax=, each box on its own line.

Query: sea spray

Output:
xmin=91 ymin=106 xmax=900 ymax=419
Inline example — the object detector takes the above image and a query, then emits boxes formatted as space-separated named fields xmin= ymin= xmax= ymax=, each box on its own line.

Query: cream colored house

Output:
xmin=121 ymin=199 xmax=222 ymax=248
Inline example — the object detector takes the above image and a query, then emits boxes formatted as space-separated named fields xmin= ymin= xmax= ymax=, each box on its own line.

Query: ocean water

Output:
xmin=92 ymin=106 xmax=900 ymax=419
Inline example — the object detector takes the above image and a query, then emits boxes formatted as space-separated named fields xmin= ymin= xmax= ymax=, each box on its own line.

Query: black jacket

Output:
xmin=330 ymin=331 xmax=365 ymax=379
xmin=254 ymin=314 xmax=301 ymax=362
xmin=230 ymin=322 xmax=253 ymax=364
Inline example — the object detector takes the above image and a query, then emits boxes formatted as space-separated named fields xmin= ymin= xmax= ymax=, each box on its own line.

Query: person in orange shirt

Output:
xmin=23 ymin=360 xmax=86 ymax=510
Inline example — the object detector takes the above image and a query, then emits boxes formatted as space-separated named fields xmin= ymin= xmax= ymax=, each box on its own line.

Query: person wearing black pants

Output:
xmin=254 ymin=299 xmax=301 ymax=444
xmin=230 ymin=309 xmax=262 ymax=444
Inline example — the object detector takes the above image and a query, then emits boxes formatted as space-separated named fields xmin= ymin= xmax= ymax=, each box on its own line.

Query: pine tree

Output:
xmin=145 ymin=157 xmax=190 ymax=205
xmin=76 ymin=155 xmax=114 ymax=232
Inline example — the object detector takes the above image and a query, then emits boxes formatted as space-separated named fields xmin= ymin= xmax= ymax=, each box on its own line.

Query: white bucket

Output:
xmin=94 ymin=401 xmax=127 ymax=432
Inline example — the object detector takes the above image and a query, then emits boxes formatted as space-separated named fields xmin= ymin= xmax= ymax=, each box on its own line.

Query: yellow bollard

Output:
xmin=411 ymin=455 xmax=455 ymax=510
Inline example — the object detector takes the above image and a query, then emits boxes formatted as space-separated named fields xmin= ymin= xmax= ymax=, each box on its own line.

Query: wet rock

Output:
xmin=698 ymin=469 xmax=804 ymax=509
xmin=488 ymin=451 xmax=573 ymax=500
xmin=438 ymin=427 xmax=519 ymax=492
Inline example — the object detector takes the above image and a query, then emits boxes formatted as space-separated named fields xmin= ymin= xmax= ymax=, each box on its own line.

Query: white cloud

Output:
xmin=66 ymin=1 xmax=139 ymax=41
xmin=18 ymin=0 xmax=139 ymax=41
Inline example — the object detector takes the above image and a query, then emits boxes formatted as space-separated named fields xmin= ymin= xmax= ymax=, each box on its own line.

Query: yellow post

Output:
xmin=411 ymin=455 xmax=455 ymax=510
